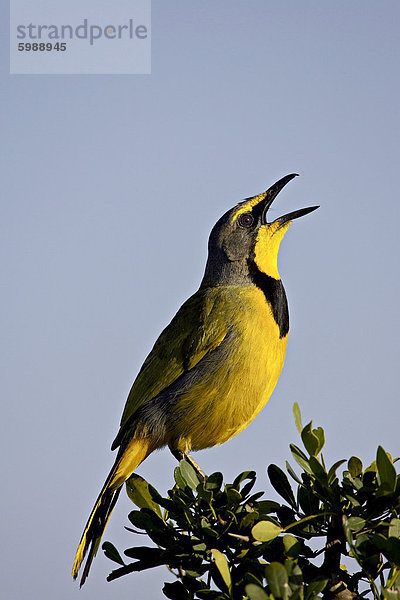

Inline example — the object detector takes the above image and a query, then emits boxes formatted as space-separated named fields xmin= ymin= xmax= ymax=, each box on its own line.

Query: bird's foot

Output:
xmin=169 ymin=447 xmax=207 ymax=481
xmin=184 ymin=453 xmax=207 ymax=480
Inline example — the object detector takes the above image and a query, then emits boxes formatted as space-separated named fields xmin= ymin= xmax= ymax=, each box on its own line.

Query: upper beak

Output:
xmin=261 ymin=173 xmax=319 ymax=225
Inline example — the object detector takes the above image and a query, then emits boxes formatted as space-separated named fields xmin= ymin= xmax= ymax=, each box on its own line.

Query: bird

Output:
xmin=72 ymin=173 xmax=318 ymax=585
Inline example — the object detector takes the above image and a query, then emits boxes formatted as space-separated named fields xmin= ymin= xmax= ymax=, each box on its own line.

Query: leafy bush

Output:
xmin=102 ymin=404 xmax=400 ymax=600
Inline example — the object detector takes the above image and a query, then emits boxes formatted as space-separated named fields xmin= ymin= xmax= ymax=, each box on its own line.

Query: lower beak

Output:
xmin=273 ymin=205 xmax=319 ymax=227
xmin=260 ymin=173 xmax=319 ymax=225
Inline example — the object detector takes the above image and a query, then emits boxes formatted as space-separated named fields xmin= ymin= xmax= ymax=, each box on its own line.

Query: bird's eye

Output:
xmin=238 ymin=213 xmax=254 ymax=228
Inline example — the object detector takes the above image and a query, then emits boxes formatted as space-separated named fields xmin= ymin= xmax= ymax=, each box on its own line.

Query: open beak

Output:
xmin=261 ymin=174 xmax=319 ymax=225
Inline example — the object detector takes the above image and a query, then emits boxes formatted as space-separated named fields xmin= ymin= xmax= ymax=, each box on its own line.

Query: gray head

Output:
xmin=202 ymin=174 xmax=318 ymax=286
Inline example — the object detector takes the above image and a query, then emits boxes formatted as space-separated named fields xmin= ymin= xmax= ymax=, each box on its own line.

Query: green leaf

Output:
xmin=196 ymin=486 xmax=213 ymax=504
xmin=205 ymin=472 xmax=223 ymax=491
xmin=163 ymin=581 xmax=190 ymax=600
xmin=232 ymin=470 xmax=256 ymax=490
xmin=283 ymin=512 xmax=327 ymax=533
xmin=211 ymin=549 xmax=231 ymax=593
xmin=327 ymin=459 xmax=346 ymax=483
xmin=245 ymin=572 xmax=264 ymax=587
xmin=301 ymin=422 xmax=320 ymax=456
xmin=240 ymin=511 xmax=259 ymax=529
xmin=185 ymin=569 xmax=205 ymax=578
xmin=293 ymin=402 xmax=303 ymax=434
xmin=365 ymin=460 xmax=377 ymax=473
xmin=309 ymin=457 xmax=328 ymax=482
xmin=290 ymin=444 xmax=313 ymax=474
xmin=343 ymin=470 xmax=362 ymax=490
xmin=226 ymin=486 xmax=242 ymax=504
xmin=285 ymin=561 xmax=303 ymax=585
xmin=174 ymin=466 xmax=187 ymax=490
xmin=201 ymin=518 xmax=218 ymax=537
xmin=245 ymin=583 xmax=269 ymax=600
xmin=123 ymin=546 xmax=166 ymax=571
xmin=298 ymin=485 xmax=319 ymax=515
xmin=348 ymin=456 xmax=363 ymax=478
xmin=258 ymin=500 xmax=281 ymax=514
xmin=305 ymin=578 xmax=328 ymax=600
xmin=268 ymin=464 xmax=297 ymax=508
xmin=347 ymin=517 xmax=366 ymax=532
xmin=389 ymin=518 xmax=400 ymax=538
xmin=107 ymin=559 xmax=161 ymax=580
xmin=343 ymin=493 xmax=361 ymax=508
xmin=102 ymin=541 xmax=125 ymax=566
xmin=252 ymin=520 xmax=283 ymax=542
xmin=247 ymin=491 xmax=265 ymax=504
xmin=373 ymin=536 xmax=400 ymax=564
xmin=283 ymin=534 xmax=302 ymax=557
xmin=342 ymin=516 xmax=355 ymax=547
xmin=241 ymin=477 xmax=257 ymax=498
xmin=145 ymin=528 xmax=174 ymax=549
xmin=180 ymin=459 xmax=201 ymax=490
xmin=124 ymin=546 xmax=164 ymax=561
xmin=313 ymin=427 xmax=325 ymax=453
xmin=390 ymin=571 xmax=400 ymax=590
xmin=383 ymin=589 xmax=400 ymax=600
xmin=192 ymin=542 xmax=207 ymax=552
xmin=386 ymin=539 xmax=400 ymax=565
xmin=377 ymin=446 xmax=396 ymax=492
xmin=128 ymin=509 xmax=163 ymax=532
xmin=286 ymin=461 xmax=302 ymax=485
xmin=265 ymin=562 xmax=289 ymax=599
xmin=125 ymin=474 xmax=163 ymax=518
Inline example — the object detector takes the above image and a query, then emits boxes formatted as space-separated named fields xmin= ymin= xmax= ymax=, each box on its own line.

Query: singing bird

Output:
xmin=72 ymin=174 xmax=318 ymax=585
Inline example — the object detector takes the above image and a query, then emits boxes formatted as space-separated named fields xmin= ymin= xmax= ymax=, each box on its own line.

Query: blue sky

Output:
xmin=2 ymin=2 xmax=400 ymax=599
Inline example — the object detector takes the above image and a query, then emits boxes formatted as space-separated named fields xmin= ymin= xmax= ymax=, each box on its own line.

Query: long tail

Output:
xmin=72 ymin=436 xmax=154 ymax=586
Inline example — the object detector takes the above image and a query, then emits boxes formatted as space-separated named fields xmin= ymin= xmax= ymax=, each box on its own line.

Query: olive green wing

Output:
xmin=111 ymin=289 xmax=228 ymax=449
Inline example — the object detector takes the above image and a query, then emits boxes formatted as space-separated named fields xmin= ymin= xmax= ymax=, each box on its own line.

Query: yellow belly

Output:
xmin=172 ymin=286 xmax=288 ymax=451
